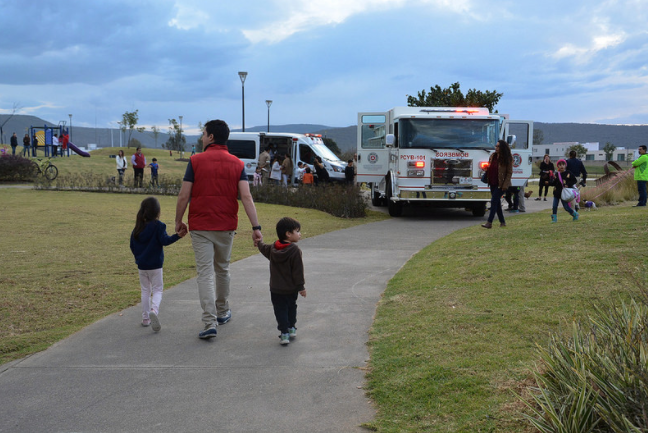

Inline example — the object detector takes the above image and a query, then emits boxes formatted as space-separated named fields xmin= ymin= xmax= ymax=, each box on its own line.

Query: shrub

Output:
xmin=0 ymin=154 xmax=37 ymax=181
xmin=581 ymin=173 xmax=637 ymax=205
xmin=523 ymin=297 xmax=648 ymax=432
xmin=35 ymin=171 xmax=182 ymax=195
xmin=251 ymin=183 xmax=368 ymax=218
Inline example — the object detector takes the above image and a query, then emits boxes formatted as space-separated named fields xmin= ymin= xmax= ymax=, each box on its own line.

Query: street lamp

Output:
xmin=238 ymin=71 xmax=248 ymax=132
xmin=265 ymin=100 xmax=272 ymax=132
xmin=68 ymin=114 xmax=72 ymax=143
xmin=179 ymin=115 xmax=184 ymax=156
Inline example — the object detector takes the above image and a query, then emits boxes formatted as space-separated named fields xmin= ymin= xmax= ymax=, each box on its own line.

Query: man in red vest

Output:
xmin=175 ymin=119 xmax=263 ymax=339
xmin=131 ymin=147 xmax=146 ymax=188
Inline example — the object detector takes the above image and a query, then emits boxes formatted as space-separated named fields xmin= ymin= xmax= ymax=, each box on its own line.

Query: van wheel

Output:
xmin=387 ymin=181 xmax=403 ymax=217
xmin=471 ymin=204 xmax=487 ymax=217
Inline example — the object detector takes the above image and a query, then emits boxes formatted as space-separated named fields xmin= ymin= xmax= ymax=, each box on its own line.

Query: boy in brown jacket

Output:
xmin=257 ymin=217 xmax=306 ymax=345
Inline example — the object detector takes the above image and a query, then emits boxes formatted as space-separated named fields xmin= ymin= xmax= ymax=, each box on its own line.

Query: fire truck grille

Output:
xmin=431 ymin=159 xmax=473 ymax=185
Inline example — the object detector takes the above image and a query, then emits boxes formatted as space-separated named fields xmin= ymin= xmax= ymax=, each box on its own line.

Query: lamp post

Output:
xmin=179 ymin=115 xmax=183 ymax=156
xmin=238 ymin=71 xmax=248 ymax=132
xmin=265 ymin=100 xmax=272 ymax=132
xmin=68 ymin=114 xmax=72 ymax=142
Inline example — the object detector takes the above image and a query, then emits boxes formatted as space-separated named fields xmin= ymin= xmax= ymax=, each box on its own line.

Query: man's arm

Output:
xmin=239 ymin=180 xmax=262 ymax=245
xmin=175 ymin=181 xmax=192 ymax=233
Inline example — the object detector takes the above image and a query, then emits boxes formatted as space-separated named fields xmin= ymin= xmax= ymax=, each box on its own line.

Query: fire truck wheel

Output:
xmin=387 ymin=184 xmax=403 ymax=217
xmin=471 ymin=204 xmax=487 ymax=217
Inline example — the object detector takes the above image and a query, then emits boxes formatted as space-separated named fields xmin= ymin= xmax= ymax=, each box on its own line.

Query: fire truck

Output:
xmin=356 ymin=107 xmax=533 ymax=216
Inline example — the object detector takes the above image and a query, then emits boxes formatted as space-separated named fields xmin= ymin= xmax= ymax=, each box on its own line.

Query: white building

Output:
xmin=532 ymin=142 xmax=638 ymax=162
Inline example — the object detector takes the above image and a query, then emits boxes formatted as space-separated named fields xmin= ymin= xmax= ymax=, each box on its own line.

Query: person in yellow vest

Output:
xmin=631 ymin=145 xmax=648 ymax=207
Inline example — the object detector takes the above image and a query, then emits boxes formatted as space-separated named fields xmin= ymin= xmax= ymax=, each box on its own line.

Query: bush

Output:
xmin=581 ymin=172 xmax=637 ymax=205
xmin=35 ymin=171 xmax=182 ymax=195
xmin=0 ymin=154 xmax=37 ymax=181
xmin=251 ymin=183 xmax=368 ymax=218
xmin=523 ymin=296 xmax=648 ymax=432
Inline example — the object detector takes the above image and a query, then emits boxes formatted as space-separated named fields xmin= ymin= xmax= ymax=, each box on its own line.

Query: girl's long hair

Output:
xmin=133 ymin=197 xmax=160 ymax=240
xmin=497 ymin=139 xmax=512 ymax=166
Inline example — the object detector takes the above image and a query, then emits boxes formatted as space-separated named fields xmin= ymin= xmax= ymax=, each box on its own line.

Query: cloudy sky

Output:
xmin=1 ymin=0 xmax=647 ymax=134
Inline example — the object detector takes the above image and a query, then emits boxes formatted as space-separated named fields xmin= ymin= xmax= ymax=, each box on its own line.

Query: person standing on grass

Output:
xmin=131 ymin=147 xmax=146 ymax=188
xmin=536 ymin=155 xmax=554 ymax=201
xmin=130 ymin=197 xmax=187 ymax=332
xmin=175 ymin=119 xmax=263 ymax=340
xmin=10 ymin=133 xmax=18 ymax=155
xmin=149 ymin=158 xmax=159 ymax=188
xmin=116 ymin=149 xmax=128 ymax=186
xmin=257 ymin=217 xmax=306 ymax=346
xmin=22 ymin=134 xmax=30 ymax=157
xmin=52 ymin=134 xmax=59 ymax=158
xmin=482 ymin=140 xmax=513 ymax=229
xmin=32 ymin=135 xmax=38 ymax=157
xmin=631 ymin=145 xmax=648 ymax=207
xmin=549 ymin=159 xmax=579 ymax=222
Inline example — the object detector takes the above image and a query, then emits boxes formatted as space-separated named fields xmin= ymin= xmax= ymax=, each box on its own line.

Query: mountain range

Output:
xmin=2 ymin=114 xmax=646 ymax=154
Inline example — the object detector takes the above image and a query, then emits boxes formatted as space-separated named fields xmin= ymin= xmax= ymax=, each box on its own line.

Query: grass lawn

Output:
xmin=0 ymin=188 xmax=388 ymax=364
xmin=365 ymin=203 xmax=647 ymax=432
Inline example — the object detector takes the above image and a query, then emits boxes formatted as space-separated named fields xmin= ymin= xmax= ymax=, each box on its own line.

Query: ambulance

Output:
xmin=227 ymin=132 xmax=346 ymax=183
xmin=356 ymin=107 xmax=533 ymax=216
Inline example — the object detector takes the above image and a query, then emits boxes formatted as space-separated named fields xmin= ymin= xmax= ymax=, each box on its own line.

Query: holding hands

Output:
xmin=176 ymin=221 xmax=188 ymax=238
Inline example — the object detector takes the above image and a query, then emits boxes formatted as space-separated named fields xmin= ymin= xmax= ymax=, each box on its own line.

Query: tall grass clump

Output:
xmin=581 ymin=171 xmax=637 ymax=206
xmin=523 ymin=274 xmax=648 ymax=432
xmin=0 ymin=154 xmax=37 ymax=181
xmin=251 ymin=183 xmax=368 ymax=218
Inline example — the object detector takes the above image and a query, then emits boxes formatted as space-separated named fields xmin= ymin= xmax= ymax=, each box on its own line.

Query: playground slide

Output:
xmin=68 ymin=142 xmax=91 ymax=157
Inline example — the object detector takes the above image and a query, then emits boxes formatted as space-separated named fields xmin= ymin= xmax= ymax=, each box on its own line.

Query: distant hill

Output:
xmin=2 ymin=114 xmax=645 ymax=153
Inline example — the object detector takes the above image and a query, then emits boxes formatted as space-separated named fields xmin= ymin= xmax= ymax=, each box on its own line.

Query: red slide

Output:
xmin=68 ymin=142 xmax=91 ymax=157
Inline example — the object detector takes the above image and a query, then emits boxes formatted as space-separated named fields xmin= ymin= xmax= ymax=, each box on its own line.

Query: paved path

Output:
xmin=0 ymin=200 xmax=552 ymax=433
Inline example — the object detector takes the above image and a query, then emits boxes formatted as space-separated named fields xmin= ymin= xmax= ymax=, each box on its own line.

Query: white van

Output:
xmin=226 ymin=132 xmax=347 ymax=183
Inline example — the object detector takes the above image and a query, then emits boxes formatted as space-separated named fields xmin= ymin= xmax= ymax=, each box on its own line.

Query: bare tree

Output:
xmin=0 ymin=103 xmax=20 ymax=144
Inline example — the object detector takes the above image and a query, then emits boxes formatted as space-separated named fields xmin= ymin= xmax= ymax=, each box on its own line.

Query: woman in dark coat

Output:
xmin=536 ymin=154 xmax=554 ymax=201
xmin=482 ymin=140 xmax=513 ymax=229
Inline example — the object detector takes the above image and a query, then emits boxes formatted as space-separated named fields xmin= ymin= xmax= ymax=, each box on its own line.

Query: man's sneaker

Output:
xmin=217 ymin=310 xmax=231 ymax=325
xmin=288 ymin=327 xmax=297 ymax=338
xmin=280 ymin=333 xmax=290 ymax=345
xmin=199 ymin=325 xmax=217 ymax=339
xmin=149 ymin=311 xmax=161 ymax=332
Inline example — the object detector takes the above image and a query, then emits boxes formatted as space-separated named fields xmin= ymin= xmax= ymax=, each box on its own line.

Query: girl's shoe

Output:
xmin=535 ymin=197 xmax=541 ymax=201
xmin=551 ymin=214 xmax=557 ymax=223
xmin=141 ymin=319 xmax=151 ymax=327
xmin=572 ymin=211 xmax=579 ymax=221
xmin=481 ymin=222 xmax=492 ymax=229
xmin=149 ymin=311 xmax=161 ymax=332
xmin=543 ymin=197 xmax=547 ymax=201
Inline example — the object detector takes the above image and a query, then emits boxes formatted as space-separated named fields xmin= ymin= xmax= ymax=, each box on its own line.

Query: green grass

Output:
xmin=365 ymin=203 xmax=646 ymax=432
xmin=0 ymin=188 xmax=388 ymax=364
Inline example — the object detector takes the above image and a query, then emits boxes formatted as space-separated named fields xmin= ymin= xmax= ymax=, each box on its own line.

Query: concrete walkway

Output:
xmin=0 ymin=200 xmax=552 ymax=433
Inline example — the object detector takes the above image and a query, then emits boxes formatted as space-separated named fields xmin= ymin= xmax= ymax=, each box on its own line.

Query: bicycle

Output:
xmin=34 ymin=158 xmax=59 ymax=181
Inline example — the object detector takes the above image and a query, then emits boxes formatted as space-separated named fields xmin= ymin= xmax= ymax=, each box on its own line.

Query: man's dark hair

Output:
xmin=204 ymin=120 xmax=230 ymax=146
xmin=276 ymin=217 xmax=301 ymax=241
xmin=569 ymin=150 xmax=577 ymax=158
xmin=347 ymin=159 xmax=353 ymax=164
xmin=640 ymin=145 xmax=647 ymax=152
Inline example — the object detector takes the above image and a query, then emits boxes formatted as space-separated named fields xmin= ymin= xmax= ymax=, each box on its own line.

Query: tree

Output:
xmin=195 ymin=122 xmax=204 ymax=152
xmin=0 ymin=103 xmax=20 ymax=145
xmin=121 ymin=110 xmax=145 ymax=148
xmin=165 ymin=118 xmax=186 ymax=152
xmin=323 ymin=137 xmax=341 ymax=157
xmin=533 ymin=129 xmax=544 ymax=145
xmin=603 ymin=141 xmax=616 ymax=161
xmin=565 ymin=144 xmax=588 ymax=159
xmin=151 ymin=126 xmax=160 ymax=148
xmin=407 ymin=82 xmax=503 ymax=113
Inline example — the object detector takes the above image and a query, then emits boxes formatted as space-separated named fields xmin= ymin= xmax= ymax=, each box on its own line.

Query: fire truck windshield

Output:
xmin=399 ymin=118 xmax=498 ymax=150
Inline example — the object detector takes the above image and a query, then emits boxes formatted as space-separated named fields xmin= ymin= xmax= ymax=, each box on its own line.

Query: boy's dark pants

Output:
xmin=271 ymin=292 xmax=298 ymax=334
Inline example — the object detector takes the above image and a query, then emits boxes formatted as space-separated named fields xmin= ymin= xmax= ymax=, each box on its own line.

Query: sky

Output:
xmin=1 ymin=0 xmax=647 ymax=135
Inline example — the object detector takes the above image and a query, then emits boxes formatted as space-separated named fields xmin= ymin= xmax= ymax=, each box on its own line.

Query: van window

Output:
xmin=227 ymin=140 xmax=256 ymax=159
xmin=299 ymin=143 xmax=315 ymax=165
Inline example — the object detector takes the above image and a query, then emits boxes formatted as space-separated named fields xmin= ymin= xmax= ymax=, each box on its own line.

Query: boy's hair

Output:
xmin=204 ymin=119 xmax=230 ymax=145
xmin=152 ymin=158 xmax=157 ymax=162
xmin=305 ymin=167 xmax=311 ymax=173
xmin=347 ymin=159 xmax=353 ymax=164
xmin=276 ymin=217 xmax=301 ymax=241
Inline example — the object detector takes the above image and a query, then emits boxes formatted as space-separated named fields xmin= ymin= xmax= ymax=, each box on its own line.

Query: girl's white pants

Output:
xmin=138 ymin=268 xmax=164 ymax=319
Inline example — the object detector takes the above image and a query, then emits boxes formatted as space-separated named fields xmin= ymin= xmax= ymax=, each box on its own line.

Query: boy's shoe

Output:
xmin=149 ymin=311 xmax=161 ymax=332
xmin=280 ymin=333 xmax=290 ymax=345
xmin=217 ymin=310 xmax=232 ymax=325
xmin=509 ymin=209 xmax=519 ymax=213
xmin=551 ymin=214 xmax=557 ymax=223
xmin=198 ymin=325 xmax=217 ymax=339
xmin=141 ymin=319 xmax=151 ymax=327
xmin=572 ymin=211 xmax=579 ymax=221
xmin=288 ymin=327 xmax=297 ymax=338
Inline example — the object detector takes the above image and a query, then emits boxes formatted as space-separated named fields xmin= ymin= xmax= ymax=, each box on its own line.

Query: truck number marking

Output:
xmin=400 ymin=155 xmax=425 ymax=160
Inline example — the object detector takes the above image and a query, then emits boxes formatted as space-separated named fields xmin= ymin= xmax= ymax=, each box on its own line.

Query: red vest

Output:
xmin=188 ymin=145 xmax=244 ymax=231
xmin=133 ymin=153 xmax=146 ymax=169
